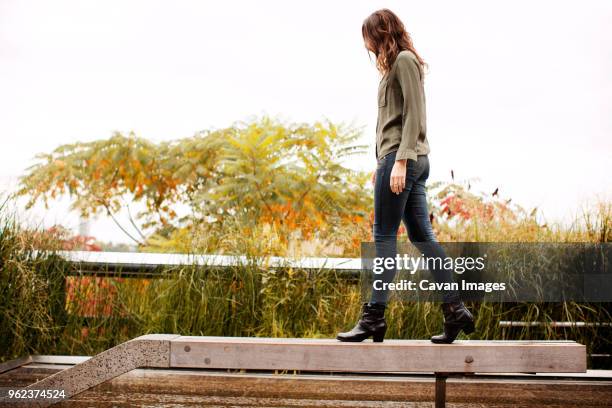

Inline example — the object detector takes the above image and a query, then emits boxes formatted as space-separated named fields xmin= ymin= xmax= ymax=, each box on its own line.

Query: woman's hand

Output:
xmin=371 ymin=170 xmax=376 ymax=186
xmin=390 ymin=159 xmax=407 ymax=194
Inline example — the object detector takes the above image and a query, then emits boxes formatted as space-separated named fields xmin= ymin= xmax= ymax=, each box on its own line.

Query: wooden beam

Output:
xmin=170 ymin=337 xmax=587 ymax=374
xmin=0 ymin=355 xmax=32 ymax=374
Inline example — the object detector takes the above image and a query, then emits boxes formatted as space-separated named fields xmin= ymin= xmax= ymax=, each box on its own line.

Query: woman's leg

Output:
xmin=369 ymin=151 xmax=417 ymax=305
xmin=337 ymin=150 xmax=413 ymax=342
xmin=401 ymin=155 xmax=460 ymax=303
xmin=401 ymin=156 xmax=474 ymax=343
xmin=338 ymin=153 xmax=472 ymax=343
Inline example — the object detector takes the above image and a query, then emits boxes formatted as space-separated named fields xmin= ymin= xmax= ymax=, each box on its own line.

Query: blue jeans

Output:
xmin=370 ymin=150 xmax=460 ymax=305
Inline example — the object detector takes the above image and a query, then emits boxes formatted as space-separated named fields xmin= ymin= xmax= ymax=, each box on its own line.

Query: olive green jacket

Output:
xmin=375 ymin=50 xmax=430 ymax=162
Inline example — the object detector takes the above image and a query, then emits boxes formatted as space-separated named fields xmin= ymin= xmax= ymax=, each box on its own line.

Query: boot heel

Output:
xmin=463 ymin=321 xmax=475 ymax=335
xmin=372 ymin=327 xmax=386 ymax=343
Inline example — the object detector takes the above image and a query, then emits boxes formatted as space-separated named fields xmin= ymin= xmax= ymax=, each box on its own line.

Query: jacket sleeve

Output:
xmin=395 ymin=53 xmax=423 ymax=162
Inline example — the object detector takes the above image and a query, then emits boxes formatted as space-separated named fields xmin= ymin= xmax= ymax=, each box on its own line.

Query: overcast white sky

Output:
xmin=1 ymin=0 xmax=611 ymax=244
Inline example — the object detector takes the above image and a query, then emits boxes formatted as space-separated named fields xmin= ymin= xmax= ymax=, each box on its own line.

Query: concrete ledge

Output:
xmin=16 ymin=334 xmax=179 ymax=407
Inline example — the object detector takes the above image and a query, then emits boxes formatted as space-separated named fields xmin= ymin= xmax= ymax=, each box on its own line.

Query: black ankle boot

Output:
xmin=430 ymin=301 xmax=475 ymax=344
xmin=337 ymin=302 xmax=387 ymax=342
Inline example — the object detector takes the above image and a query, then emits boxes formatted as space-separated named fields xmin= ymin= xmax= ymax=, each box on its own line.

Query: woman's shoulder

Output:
xmin=396 ymin=50 xmax=419 ymax=65
xmin=393 ymin=50 xmax=422 ymax=77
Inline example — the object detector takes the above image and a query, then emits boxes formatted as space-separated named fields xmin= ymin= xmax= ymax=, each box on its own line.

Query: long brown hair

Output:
xmin=362 ymin=9 xmax=427 ymax=75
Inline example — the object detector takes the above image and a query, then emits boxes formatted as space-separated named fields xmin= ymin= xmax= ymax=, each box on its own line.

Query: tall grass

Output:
xmin=0 ymin=200 xmax=610 ymax=369
xmin=0 ymin=201 xmax=69 ymax=360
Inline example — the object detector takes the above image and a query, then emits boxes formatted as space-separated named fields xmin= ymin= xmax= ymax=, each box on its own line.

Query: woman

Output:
xmin=336 ymin=9 xmax=474 ymax=344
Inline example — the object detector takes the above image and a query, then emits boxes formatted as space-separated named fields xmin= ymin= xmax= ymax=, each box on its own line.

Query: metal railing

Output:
xmin=59 ymin=250 xmax=362 ymax=277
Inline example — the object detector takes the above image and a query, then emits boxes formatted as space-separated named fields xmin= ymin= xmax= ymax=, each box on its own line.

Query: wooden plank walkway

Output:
xmin=7 ymin=335 xmax=587 ymax=408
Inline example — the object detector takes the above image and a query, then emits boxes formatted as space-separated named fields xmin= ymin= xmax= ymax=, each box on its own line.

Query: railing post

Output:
xmin=434 ymin=372 xmax=448 ymax=408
